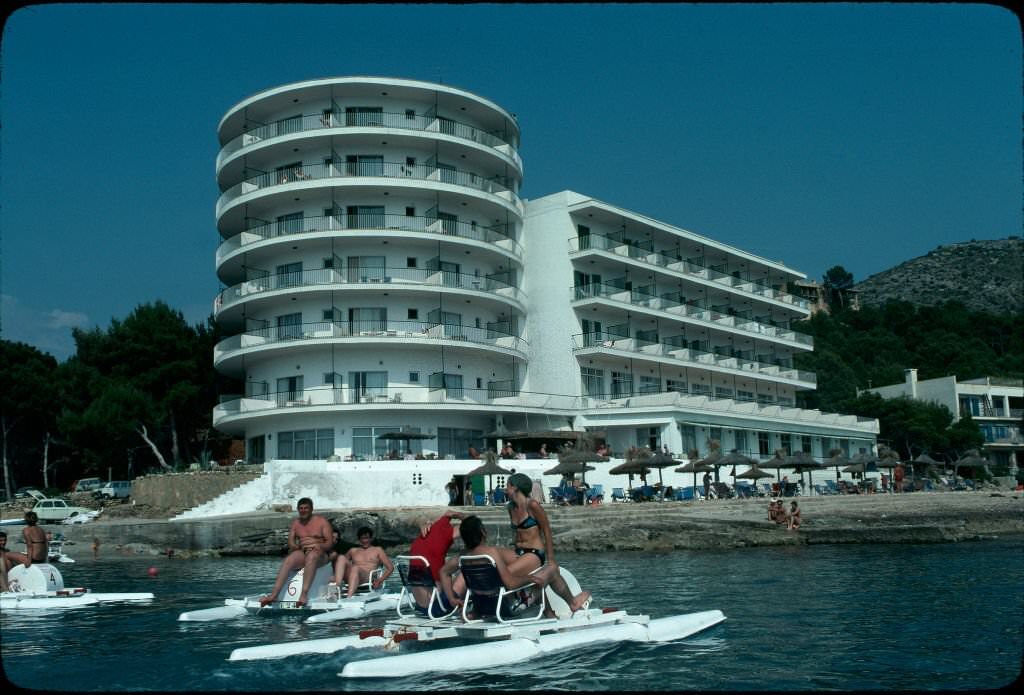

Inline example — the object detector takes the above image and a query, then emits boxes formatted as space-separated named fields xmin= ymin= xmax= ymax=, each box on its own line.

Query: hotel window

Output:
xmin=734 ymin=430 xmax=749 ymax=455
xmin=709 ymin=428 xmax=722 ymax=446
xmin=346 ymin=205 xmax=385 ymax=230
xmin=276 ymin=375 xmax=303 ymax=407
xmin=714 ymin=386 xmax=734 ymax=400
xmin=611 ymin=371 xmax=633 ymax=398
xmin=349 ymin=371 xmax=387 ymax=402
xmin=247 ymin=436 xmax=265 ymax=465
xmin=344 ymin=106 xmax=383 ymax=126
xmin=437 ymin=428 xmax=484 ymax=459
xmin=780 ymin=434 xmax=792 ymax=454
xmin=737 ymin=390 xmax=755 ymax=402
xmin=353 ymin=426 xmax=422 ymax=459
xmin=429 ymin=372 xmax=463 ymax=398
xmin=406 ymin=206 xmax=415 ymax=217
xmin=275 ymin=261 xmax=303 ymax=288
xmin=638 ymin=375 xmax=660 ymax=394
xmin=347 ymin=255 xmax=385 ymax=282
xmin=345 ymin=154 xmax=384 ymax=176
xmin=408 ymin=308 xmax=419 ymax=320
xmin=275 ymin=114 xmax=302 ymax=135
xmin=276 ymin=211 xmax=304 ymax=235
xmin=580 ymin=367 xmax=604 ymax=397
xmin=801 ymin=436 xmax=812 ymax=455
xmin=679 ymin=425 xmax=697 ymax=454
xmin=409 ymin=372 xmax=419 ymax=383
xmin=757 ymin=432 xmax=771 ymax=456
xmin=690 ymin=383 xmax=711 ymax=396
xmin=405 ymin=109 xmax=415 ymax=120
xmin=277 ymin=429 xmax=333 ymax=460
xmin=666 ymin=379 xmax=687 ymax=393
xmin=577 ymin=224 xmax=591 ymax=250
xmin=349 ymin=307 xmax=386 ymax=333
xmin=275 ymin=312 xmax=302 ymax=340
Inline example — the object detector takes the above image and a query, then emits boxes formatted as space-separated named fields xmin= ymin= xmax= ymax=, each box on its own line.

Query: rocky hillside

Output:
xmin=854 ymin=238 xmax=1023 ymax=315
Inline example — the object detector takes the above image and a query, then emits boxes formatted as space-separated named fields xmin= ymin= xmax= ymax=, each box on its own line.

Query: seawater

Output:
xmin=2 ymin=539 xmax=1022 ymax=691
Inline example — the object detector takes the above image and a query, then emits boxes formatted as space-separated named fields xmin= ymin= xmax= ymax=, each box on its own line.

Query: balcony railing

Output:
xmin=571 ymin=331 xmax=816 ymax=385
xmin=217 ymin=213 xmax=521 ymax=264
xmin=570 ymin=232 xmax=809 ymax=310
xmin=571 ymin=282 xmax=813 ymax=347
xmin=215 ymin=266 xmax=524 ymax=313
xmin=220 ymin=110 xmax=520 ymax=166
xmin=212 ymin=385 xmax=877 ymax=433
xmin=214 ymin=319 xmax=528 ymax=362
xmin=218 ymin=160 xmax=521 ymax=215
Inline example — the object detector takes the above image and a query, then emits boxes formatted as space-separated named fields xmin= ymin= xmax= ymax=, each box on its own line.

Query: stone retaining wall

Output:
xmin=131 ymin=468 xmax=262 ymax=509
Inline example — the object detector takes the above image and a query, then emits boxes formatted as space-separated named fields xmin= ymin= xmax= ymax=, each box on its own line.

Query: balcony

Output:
xmin=215 ymin=267 xmax=525 ymax=316
xmin=569 ymin=232 xmax=809 ymax=311
xmin=571 ymin=331 xmax=816 ymax=387
xmin=211 ymin=385 xmax=583 ymax=430
xmin=571 ymin=283 xmax=813 ymax=348
xmin=217 ymin=213 xmax=522 ymax=266
xmin=218 ymin=110 xmax=522 ymax=171
xmin=213 ymin=319 xmax=528 ymax=369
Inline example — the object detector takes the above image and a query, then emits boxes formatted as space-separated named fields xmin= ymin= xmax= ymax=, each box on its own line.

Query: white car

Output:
xmin=31 ymin=496 xmax=93 ymax=523
xmin=96 ymin=481 xmax=132 ymax=499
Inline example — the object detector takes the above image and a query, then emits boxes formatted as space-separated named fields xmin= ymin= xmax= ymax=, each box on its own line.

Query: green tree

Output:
xmin=64 ymin=301 xmax=229 ymax=474
xmin=0 ymin=341 xmax=60 ymax=497
xmin=822 ymin=265 xmax=854 ymax=310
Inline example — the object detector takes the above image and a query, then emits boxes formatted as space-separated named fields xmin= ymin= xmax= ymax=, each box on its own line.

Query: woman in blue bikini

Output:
xmin=502 ymin=473 xmax=591 ymax=612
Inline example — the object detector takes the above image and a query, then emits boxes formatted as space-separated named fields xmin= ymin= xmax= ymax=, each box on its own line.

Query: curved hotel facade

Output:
xmin=212 ymin=77 xmax=878 ymax=467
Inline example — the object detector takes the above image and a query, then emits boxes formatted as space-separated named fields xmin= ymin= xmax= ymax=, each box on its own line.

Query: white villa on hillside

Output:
xmin=866 ymin=369 xmax=1022 ymax=472
xmin=201 ymin=76 xmax=878 ymax=514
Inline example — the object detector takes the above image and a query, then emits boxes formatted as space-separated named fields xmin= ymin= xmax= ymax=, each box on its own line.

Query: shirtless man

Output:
xmin=0 ymin=513 xmax=47 ymax=591
xmin=258 ymin=497 xmax=334 ymax=607
xmin=339 ymin=527 xmax=394 ymax=598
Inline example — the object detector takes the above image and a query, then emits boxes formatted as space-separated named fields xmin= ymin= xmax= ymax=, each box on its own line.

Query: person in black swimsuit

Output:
xmin=501 ymin=473 xmax=590 ymax=613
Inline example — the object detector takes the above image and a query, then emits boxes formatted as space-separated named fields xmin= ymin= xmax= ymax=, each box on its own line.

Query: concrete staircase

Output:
xmin=170 ymin=474 xmax=272 ymax=521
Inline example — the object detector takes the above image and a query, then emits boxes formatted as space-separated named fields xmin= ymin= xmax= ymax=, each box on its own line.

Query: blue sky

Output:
xmin=2 ymin=3 xmax=1020 ymax=361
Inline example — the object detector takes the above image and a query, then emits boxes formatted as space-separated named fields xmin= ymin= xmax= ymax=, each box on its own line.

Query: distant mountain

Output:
xmin=853 ymin=238 xmax=1023 ymax=315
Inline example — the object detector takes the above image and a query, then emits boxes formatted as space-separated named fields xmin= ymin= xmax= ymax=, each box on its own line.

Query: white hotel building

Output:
xmin=205 ymin=77 xmax=877 ymax=510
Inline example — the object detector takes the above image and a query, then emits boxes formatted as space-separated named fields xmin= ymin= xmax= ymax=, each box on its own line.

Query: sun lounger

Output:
xmin=458 ymin=554 xmax=546 ymax=624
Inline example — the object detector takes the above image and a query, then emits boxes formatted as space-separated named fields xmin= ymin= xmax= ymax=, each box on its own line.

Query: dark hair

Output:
xmin=24 ymin=511 xmax=38 ymax=525
xmin=0 ymin=531 xmax=6 ymax=540
xmin=357 ymin=526 xmax=373 ymax=538
xmin=297 ymin=497 xmax=313 ymax=508
xmin=507 ymin=473 xmax=532 ymax=496
xmin=459 ymin=515 xmax=484 ymax=548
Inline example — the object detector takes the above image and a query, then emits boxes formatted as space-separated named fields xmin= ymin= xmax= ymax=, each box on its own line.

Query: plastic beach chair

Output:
xmin=458 ymin=554 xmax=546 ymax=624
xmin=610 ymin=487 xmax=626 ymax=502
xmin=394 ymin=555 xmax=458 ymax=619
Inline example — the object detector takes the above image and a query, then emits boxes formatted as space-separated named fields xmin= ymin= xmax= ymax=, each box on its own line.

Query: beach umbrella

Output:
xmin=735 ymin=465 xmax=774 ymax=494
xmin=953 ymin=449 xmax=988 ymax=485
xmin=720 ymin=449 xmax=758 ymax=487
xmin=786 ymin=451 xmax=822 ymax=493
xmin=675 ymin=459 xmax=716 ymax=492
xmin=763 ymin=450 xmax=793 ymax=493
xmin=823 ymin=449 xmax=851 ymax=483
xmin=908 ymin=452 xmax=941 ymax=486
xmin=466 ymin=452 xmax=514 ymax=504
xmin=646 ymin=450 xmax=682 ymax=487
xmin=609 ymin=459 xmax=652 ymax=486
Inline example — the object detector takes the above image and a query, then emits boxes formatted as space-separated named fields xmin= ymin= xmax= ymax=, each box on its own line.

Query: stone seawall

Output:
xmin=130 ymin=468 xmax=262 ymax=510
xmin=55 ymin=491 xmax=1024 ymax=559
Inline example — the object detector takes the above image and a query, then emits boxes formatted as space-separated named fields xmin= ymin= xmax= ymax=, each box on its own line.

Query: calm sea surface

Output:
xmin=2 ymin=538 xmax=1022 ymax=691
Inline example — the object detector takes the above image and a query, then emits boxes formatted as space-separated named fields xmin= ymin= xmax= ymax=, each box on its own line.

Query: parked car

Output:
xmin=15 ymin=487 xmax=42 ymax=499
xmin=31 ymin=497 xmax=93 ymax=523
xmin=72 ymin=478 xmax=104 ymax=493
xmin=96 ymin=480 xmax=132 ymax=499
